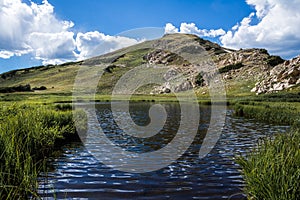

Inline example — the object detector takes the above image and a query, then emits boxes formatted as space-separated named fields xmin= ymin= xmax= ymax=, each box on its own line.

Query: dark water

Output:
xmin=38 ymin=102 xmax=289 ymax=199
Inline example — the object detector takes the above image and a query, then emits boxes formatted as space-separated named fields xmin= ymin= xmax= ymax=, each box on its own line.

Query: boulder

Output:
xmin=174 ymin=81 xmax=193 ymax=92
xmin=164 ymin=69 xmax=178 ymax=81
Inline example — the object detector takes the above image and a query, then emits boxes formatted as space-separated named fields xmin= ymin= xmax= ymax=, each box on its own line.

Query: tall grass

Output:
xmin=234 ymin=102 xmax=300 ymax=127
xmin=0 ymin=103 xmax=82 ymax=199
xmin=235 ymin=101 xmax=300 ymax=199
xmin=236 ymin=129 xmax=300 ymax=200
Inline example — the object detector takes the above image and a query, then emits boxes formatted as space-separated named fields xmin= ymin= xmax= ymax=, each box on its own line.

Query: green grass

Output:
xmin=0 ymin=64 xmax=80 ymax=93
xmin=233 ymin=97 xmax=300 ymax=200
xmin=236 ymin=129 xmax=300 ymax=200
xmin=0 ymin=103 xmax=85 ymax=199
xmin=234 ymin=101 xmax=300 ymax=127
xmin=113 ymin=48 xmax=151 ymax=67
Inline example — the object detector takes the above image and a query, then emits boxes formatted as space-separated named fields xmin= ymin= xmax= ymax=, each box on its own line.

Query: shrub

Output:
xmin=0 ymin=84 xmax=32 ymax=93
xmin=195 ymin=72 xmax=204 ymax=86
xmin=104 ymin=65 xmax=117 ymax=73
xmin=266 ymin=55 xmax=284 ymax=67
xmin=219 ymin=62 xmax=244 ymax=73
xmin=33 ymin=86 xmax=47 ymax=90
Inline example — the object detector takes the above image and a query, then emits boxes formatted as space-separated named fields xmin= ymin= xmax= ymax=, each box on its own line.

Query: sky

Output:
xmin=0 ymin=0 xmax=300 ymax=73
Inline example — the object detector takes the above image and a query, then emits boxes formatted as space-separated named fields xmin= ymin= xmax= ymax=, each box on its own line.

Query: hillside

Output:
xmin=0 ymin=33 xmax=299 ymax=97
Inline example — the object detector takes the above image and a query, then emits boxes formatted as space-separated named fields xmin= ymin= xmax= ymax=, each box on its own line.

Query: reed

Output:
xmin=237 ymin=129 xmax=300 ymax=200
xmin=234 ymin=101 xmax=300 ymax=199
xmin=0 ymin=103 xmax=82 ymax=199
xmin=234 ymin=102 xmax=300 ymax=127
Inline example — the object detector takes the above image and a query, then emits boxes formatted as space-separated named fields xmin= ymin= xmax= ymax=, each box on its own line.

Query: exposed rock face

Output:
xmin=143 ymin=49 xmax=184 ymax=65
xmin=214 ymin=48 xmax=273 ymax=84
xmin=163 ymin=69 xmax=179 ymax=81
xmin=174 ymin=81 xmax=193 ymax=92
xmin=215 ymin=48 xmax=269 ymax=67
xmin=145 ymin=46 xmax=287 ymax=94
xmin=251 ymin=56 xmax=300 ymax=94
xmin=144 ymin=49 xmax=200 ymax=94
xmin=150 ymin=80 xmax=193 ymax=94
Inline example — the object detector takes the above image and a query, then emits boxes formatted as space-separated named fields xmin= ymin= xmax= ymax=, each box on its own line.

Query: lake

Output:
xmin=38 ymin=102 xmax=289 ymax=199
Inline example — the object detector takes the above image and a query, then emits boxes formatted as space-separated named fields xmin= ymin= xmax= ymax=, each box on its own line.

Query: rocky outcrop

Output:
xmin=214 ymin=48 xmax=273 ymax=83
xmin=144 ymin=49 xmax=200 ymax=94
xmin=143 ymin=49 xmax=186 ymax=66
xmin=251 ymin=56 xmax=300 ymax=94
xmin=150 ymin=80 xmax=194 ymax=94
xmin=215 ymin=48 xmax=270 ymax=67
xmin=146 ymin=47 xmax=284 ymax=94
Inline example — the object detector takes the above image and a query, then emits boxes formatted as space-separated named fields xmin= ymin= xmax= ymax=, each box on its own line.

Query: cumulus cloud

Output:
xmin=164 ymin=22 xmax=226 ymax=38
xmin=164 ymin=1 xmax=300 ymax=59
xmin=0 ymin=0 xmax=141 ymax=65
xmin=29 ymin=32 xmax=77 ymax=65
xmin=220 ymin=0 xmax=300 ymax=58
xmin=2 ymin=0 xmax=300 ymax=67
xmin=76 ymin=31 xmax=140 ymax=60
xmin=164 ymin=23 xmax=179 ymax=34
xmin=0 ymin=0 xmax=77 ymax=63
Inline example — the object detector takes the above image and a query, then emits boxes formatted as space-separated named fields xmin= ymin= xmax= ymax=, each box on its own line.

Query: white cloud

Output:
xmin=164 ymin=22 xmax=226 ymax=38
xmin=76 ymin=31 xmax=140 ymax=60
xmin=164 ymin=23 xmax=179 ymax=34
xmin=0 ymin=0 xmax=141 ymax=65
xmin=28 ymin=32 xmax=77 ymax=65
xmin=164 ymin=1 xmax=300 ymax=59
xmin=220 ymin=0 xmax=300 ymax=58
xmin=0 ymin=0 xmax=77 ymax=63
xmin=2 ymin=0 xmax=300 ymax=68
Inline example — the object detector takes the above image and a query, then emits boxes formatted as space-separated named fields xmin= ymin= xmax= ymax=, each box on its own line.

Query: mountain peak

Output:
xmin=1 ymin=34 xmax=299 ymax=96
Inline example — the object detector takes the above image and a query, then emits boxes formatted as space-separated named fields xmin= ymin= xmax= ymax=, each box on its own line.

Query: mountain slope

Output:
xmin=0 ymin=33 xmax=299 ymax=96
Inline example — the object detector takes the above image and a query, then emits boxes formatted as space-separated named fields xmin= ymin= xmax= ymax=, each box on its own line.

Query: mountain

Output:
xmin=0 ymin=33 xmax=299 ymax=96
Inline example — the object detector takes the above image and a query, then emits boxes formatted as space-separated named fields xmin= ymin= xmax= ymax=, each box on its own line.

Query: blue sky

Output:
xmin=47 ymin=0 xmax=252 ymax=34
xmin=1 ymin=0 xmax=300 ymax=73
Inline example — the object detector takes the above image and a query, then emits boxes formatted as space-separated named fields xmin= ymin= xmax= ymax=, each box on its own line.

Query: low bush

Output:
xmin=195 ymin=72 xmax=204 ymax=86
xmin=0 ymin=84 xmax=32 ymax=93
xmin=219 ymin=62 xmax=244 ymax=73
xmin=266 ymin=55 xmax=284 ymax=67
xmin=32 ymin=86 xmax=47 ymax=90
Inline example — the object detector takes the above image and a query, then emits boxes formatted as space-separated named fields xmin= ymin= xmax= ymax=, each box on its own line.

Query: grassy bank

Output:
xmin=233 ymin=99 xmax=300 ymax=199
xmin=236 ymin=129 xmax=300 ymax=200
xmin=234 ymin=101 xmax=300 ymax=127
xmin=0 ymin=103 xmax=83 ymax=199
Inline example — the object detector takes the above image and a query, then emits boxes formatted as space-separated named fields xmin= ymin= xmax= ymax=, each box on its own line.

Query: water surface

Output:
xmin=38 ymin=102 xmax=289 ymax=199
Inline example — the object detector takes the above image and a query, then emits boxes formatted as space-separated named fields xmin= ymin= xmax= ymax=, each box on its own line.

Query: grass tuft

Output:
xmin=236 ymin=129 xmax=300 ymax=200
xmin=0 ymin=103 xmax=84 ymax=199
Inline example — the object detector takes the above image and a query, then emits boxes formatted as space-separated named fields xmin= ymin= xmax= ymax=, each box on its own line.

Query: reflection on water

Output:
xmin=38 ymin=102 xmax=289 ymax=199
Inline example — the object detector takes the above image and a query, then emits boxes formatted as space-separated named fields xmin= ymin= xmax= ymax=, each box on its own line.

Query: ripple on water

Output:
xmin=38 ymin=103 xmax=289 ymax=199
